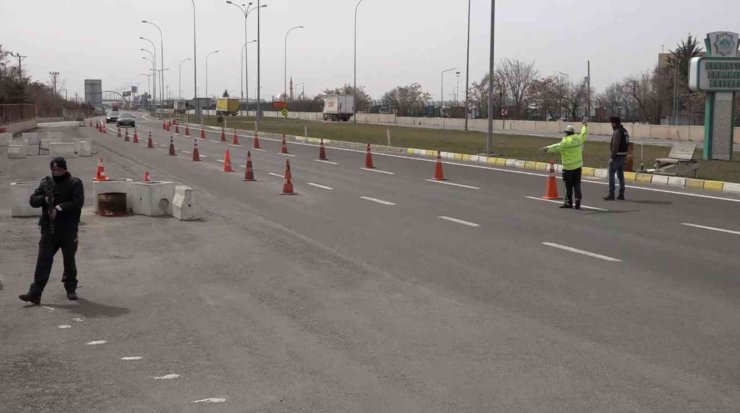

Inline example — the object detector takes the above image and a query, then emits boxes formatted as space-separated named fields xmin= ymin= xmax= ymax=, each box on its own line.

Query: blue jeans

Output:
xmin=608 ymin=156 xmax=626 ymax=197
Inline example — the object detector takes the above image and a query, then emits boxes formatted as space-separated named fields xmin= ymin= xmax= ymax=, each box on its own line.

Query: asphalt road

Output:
xmin=1 ymin=115 xmax=739 ymax=412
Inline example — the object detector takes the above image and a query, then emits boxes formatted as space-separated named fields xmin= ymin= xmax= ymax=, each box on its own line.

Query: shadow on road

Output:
xmin=52 ymin=298 xmax=130 ymax=319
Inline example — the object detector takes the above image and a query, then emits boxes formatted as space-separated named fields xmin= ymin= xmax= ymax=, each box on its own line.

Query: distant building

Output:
xmin=84 ymin=79 xmax=102 ymax=109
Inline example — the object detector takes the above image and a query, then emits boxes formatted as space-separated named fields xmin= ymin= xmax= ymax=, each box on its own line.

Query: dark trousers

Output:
xmin=29 ymin=229 xmax=78 ymax=298
xmin=562 ymin=167 xmax=583 ymax=205
xmin=608 ymin=155 xmax=626 ymax=197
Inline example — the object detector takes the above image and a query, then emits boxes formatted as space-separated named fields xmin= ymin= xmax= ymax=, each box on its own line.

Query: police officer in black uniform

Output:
xmin=19 ymin=157 xmax=85 ymax=304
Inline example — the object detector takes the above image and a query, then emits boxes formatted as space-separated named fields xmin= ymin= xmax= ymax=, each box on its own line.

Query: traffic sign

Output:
xmin=281 ymin=108 xmax=289 ymax=118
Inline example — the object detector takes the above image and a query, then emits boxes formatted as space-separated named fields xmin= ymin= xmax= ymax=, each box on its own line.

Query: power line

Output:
xmin=9 ymin=52 xmax=27 ymax=82
xmin=49 ymin=71 xmax=60 ymax=96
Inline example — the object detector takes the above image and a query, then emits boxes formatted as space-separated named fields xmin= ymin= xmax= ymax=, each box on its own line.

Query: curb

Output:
xmin=177 ymin=121 xmax=740 ymax=197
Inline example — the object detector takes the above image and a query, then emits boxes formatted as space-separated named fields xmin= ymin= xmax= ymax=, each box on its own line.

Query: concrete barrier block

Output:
xmin=652 ymin=175 xmax=669 ymax=186
xmin=48 ymin=142 xmax=77 ymax=157
xmin=723 ymin=182 xmax=740 ymax=195
xmin=0 ymin=132 xmax=11 ymax=145
xmin=23 ymin=139 xmax=38 ymax=155
xmin=75 ymin=140 xmax=92 ymax=157
xmin=594 ymin=169 xmax=608 ymax=179
xmin=686 ymin=178 xmax=705 ymax=190
xmin=635 ymin=173 xmax=653 ymax=184
xmin=667 ymin=176 xmax=687 ymax=188
xmin=703 ymin=180 xmax=724 ymax=192
xmin=10 ymin=182 xmax=43 ymax=217
xmin=172 ymin=186 xmax=201 ymax=221
xmin=93 ymin=179 xmax=134 ymax=214
xmin=7 ymin=144 xmax=26 ymax=159
xmin=131 ymin=181 xmax=175 ymax=217
xmin=22 ymin=132 xmax=39 ymax=145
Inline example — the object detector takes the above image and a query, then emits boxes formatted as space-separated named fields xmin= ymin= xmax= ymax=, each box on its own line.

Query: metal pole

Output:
xmin=191 ymin=0 xmax=198 ymax=122
xmin=440 ymin=67 xmax=456 ymax=117
xmin=587 ymin=60 xmax=591 ymax=120
xmin=256 ymin=0 xmax=261 ymax=131
xmin=179 ymin=58 xmax=191 ymax=100
xmin=284 ymin=26 xmax=303 ymax=100
xmin=140 ymin=38 xmax=157 ymax=109
xmin=464 ymin=0 xmax=471 ymax=130
xmin=354 ymin=0 xmax=365 ymax=123
xmin=143 ymin=22 xmax=165 ymax=118
xmin=486 ymin=0 xmax=495 ymax=153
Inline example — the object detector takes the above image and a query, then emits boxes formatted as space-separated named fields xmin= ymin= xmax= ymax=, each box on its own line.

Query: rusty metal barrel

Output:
xmin=96 ymin=192 xmax=127 ymax=216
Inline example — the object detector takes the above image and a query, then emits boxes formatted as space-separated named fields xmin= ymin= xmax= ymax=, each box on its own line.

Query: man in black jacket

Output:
xmin=604 ymin=116 xmax=629 ymax=200
xmin=19 ymin=157 xmax=85 ymax=304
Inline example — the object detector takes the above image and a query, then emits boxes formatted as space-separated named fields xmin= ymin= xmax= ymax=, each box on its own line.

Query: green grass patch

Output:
xmin=178 ymin=114 xmax=740 ymax=183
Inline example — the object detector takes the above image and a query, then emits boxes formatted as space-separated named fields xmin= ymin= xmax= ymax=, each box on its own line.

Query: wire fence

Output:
xmin=0 ymin=104 xmax=35 ymax=125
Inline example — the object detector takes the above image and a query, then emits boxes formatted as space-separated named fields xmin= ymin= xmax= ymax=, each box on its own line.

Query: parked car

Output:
xmin=116 ymin=113 xmax=136 ymax=128
xmin=105 ymin=110 xmax=119 ymax=123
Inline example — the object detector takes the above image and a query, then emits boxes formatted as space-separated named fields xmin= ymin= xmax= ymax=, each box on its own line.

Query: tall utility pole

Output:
xmin=191 ymin=0 xmax=199 ymax=122
xmin=9 ymin=52 xmax=27 ymax=82
xmin=256 ymin=0 xmax=261 ymax=131
xmin=284 ymin=25 xmax=304 ymax=99
xmin=587 ymin=60 xmax=591 ymax=120
xmin=464 ymin=0 xmax=471 ymax=130
xmin=353 ymin=0 xmax=365 ymax=124
xmin=486 ymin=0 xmax=495 ymax=154
xmin=49 ymin=71 xmax=60 ymax=96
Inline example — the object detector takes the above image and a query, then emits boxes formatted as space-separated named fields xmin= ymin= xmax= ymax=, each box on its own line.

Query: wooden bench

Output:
xmin=651 ymin=142 xmax=699 ymax=177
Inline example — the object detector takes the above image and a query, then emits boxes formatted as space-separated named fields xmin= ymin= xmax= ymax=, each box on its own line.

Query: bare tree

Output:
xmin=495 ymin=58 xmax=538 ymax=118
xmin=380 ymin=83 xmax=431 ymax=117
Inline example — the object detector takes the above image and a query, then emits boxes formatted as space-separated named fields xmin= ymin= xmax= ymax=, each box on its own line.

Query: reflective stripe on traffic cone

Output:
xmin=192 ymin=140 xmax=201 ymax=161
xmin=243 ymin=151 xmax=255 ymax=181
xmin=432 ymin=150 xmax=446 ymax=180
xmin=319 ymin=138 xmax=327 ymax=160
xmin=232 ymin=129 xmax=239 ymax=145
xmin=223 ymin=149 xmax=234 ymax=172
xmin=281 ymin=159 xmax=296 ymax=195
xmin=147 ymin=132 xmax=154 ymax=149
xmin=542 ymin=161 xmax=561 ymax=200
xmin=364 ymin=143 xmax=375 ymax=169
xmin=280 ymin=134 xmax=288 ymax=154
xmin=169 ymin=136 xmax=176 ymax=156
xmin=253 ymin=131 xmax=261 ymax=149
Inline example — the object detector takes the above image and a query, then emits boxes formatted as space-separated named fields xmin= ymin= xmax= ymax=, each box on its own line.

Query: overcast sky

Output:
xmin=2 ymin=0 xmax=740 ymax=102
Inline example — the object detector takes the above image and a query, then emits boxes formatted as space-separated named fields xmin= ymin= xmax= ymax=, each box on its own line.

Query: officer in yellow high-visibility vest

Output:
xmin=541 ymin=121 xmax=588 ymax=209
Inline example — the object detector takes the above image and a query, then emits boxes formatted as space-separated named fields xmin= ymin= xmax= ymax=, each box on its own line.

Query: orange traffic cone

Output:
xmin=280 ymin=134 xmax=289 ymax=154
xmin=124 ymin=129 xmax=130 ymax=142
xmin=169 ymin=136 xmax=176 ymax=156
xmin=232 ymin=129 xmax=239 ymax=145
xmin=243 ymin=151 xmax=255 ymax=181
xmin=432 ymin=150 xmax=446 ymax=180
xmin=143 ymin=171 xmax=151 ymax=182
xmin=117 ymin=128 xmax=121 ymax=138
xmin=147 ymin=132 xmax=154 ymax=149
xmin=192 ymin=140 xmax=200 ymax=162
xmin=97 ymin=122 xmax=101 ymax=133
xmin=133 ymin=129 xmax=139 ymax=144
xmin=185 ymin=125 xmax=190 ymax=136
xmin=175 ymin=124 xmax=180 ymax=135
xmin=221 ymin=128 xmax=226 ymax=142
xmin=172 ymin=119 xmax=177 ymax=125
xmin=319 ymin=138 xmax=327 ymax=160
xmin=364 ymin=143 xmax=375 ymax=169
xmin=94 ymin=158 xmax=108 ymax=181
xmin=162 ymin=121 xmax=167 ymax=130
xmin=103 ymin=123 xmax=107 ymax=134
xmin=281 ymin=159 xmax=296 ymax=195
xmin=223 ymin=149 xmax=234 ymax=172
xmin=200 ymin=127 xmax=206 ymax=139
xmin=253 ymin=131 xmax=261 ymax=149
xmin=542 ymin=161 xmax=561 ymax=200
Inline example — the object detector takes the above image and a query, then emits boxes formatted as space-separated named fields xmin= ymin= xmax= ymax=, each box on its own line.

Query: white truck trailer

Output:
xmin=323 ymin=94 xmax=354 ymax=121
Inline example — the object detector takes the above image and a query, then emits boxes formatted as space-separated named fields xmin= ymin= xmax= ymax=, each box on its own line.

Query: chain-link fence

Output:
xmin=0 ymin=104 xmax=35 ymax=125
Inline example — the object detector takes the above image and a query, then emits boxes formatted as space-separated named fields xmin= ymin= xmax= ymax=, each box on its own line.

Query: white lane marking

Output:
xmin=73 ymin=318 xmax=85 ymax=322
xmin=581 ymin=178 xmax=740 ymax=203
xmin=425 ymin=179 xmax=479 ymax=190
xmin=278 ymin=153 xmax=296 ymax=157
xmin=217 ymin=159 xmax=224 ymax=163
xmin=681 ymin=223 xmax=740 ymax=236
xmin=192 ymin=398 xmax=226 ymax=404
xmin=158 ymin=144 xmax=167 ymax=147
xmin=543 ymin=242 xmax=621 ymax=262
xmin=200 ymin=155 xmax=208 ymax=158
xmin=251 ymin=148 xmax=266 ymax=152
xmin=524 ymin=196 xmax=609 ymax=212
xmin=121 ymin=356 xmax=143 ymax=361
xmin=43 ymin=306 xmax=55 ymax=311
xmin=268 ymin=172 xmax=283 ymax=178
xmin=360 ymin=196 xmax=396 ymax=206
xmin=308 ymin=183 xmax=333 ymax=190
xmin=229 ymin=144 xmax=241 ymax=148
xmin=439 ymin=216 xmax=480 ymax=227
xmin=315 ymin=159 xmax=338 ymax=165
xmin=183 ymin=150 xmax=191 ymax=154
xmin=209 ymin=140 xmax=220 ymax=143
xmin=361 ymin=168 xmax=394 ymax=175
xmin=86 ymin=340 xmax=107 ymax=345
xmin=153 ymin=374 xmax=180 ymax=380
xmin=58 ymin=325 xmax=71 ymax=329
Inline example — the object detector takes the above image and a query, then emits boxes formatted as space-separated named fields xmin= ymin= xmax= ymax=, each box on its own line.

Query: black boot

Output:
xmin=603 ymin=195 xmax=615 ymax=201
xmin=575 ymin=200 xmax=581 ymax=210
xmin=559 ymin=202 xmax=573 ymax=209
xmin=19 ymin=294 xmax=41 ymax=305
xmin=617 ymin=194 xmax=625 ymax=200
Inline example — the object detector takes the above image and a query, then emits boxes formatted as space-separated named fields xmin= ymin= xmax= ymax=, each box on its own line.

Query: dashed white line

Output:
xmin=121 ymin=356 xmax=143 ymax=361
xmin=308 ymin=183 xmax=333 ymax=190
xmin=425 ymin=179 xmax=479 ymax=190
xmin=542 ymin=242 xmax=621 ymax=262
xmin=58 ymin=325 xmax=71 ymax=329
xmin=361 ymin=168 xmax=394 ymax=175
xmin=438 ymin=216 xmax=480 ymax=227
xmin=192 ymin=398 xmax=226 ymax=404
xmin=209 ymin=140 xmax=220 ymax=143
xmin=183 ymin=150 xmax=191 ymax=154
xmin=524 ymin=196 xmax=609 ymax=212
xmin=681 ymin=223 xmax=740 ymax=236
xmin=360 ymin=196 xmax=396 ymax=206
xmin=229 ymin=144 xmax=241 ymax=148
xmin=73 ymin=318 xmax=85 ymax=322
xmin=153 ymin=374 xmax=180 ymax=380
xmin=86 ymin=340 xmax=107 ymax=345
xmin=278 ymin=153 xmax=296 ymax=157
xmin=315 ymin=159 xmax=338 ymax=165
xmin=43 ymin=306 xmax=55 ymax=311
xmin=268 ymin=172 xmax=284 ymax=178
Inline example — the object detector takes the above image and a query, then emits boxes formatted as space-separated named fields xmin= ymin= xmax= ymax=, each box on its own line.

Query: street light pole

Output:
xmin=241 ymin=40 xmax=257 ymax=113
xmin=140 ymin=73 xmax=152 ymax=99
xmin=191 ymin=0 xmax=199 ymax=122
xmin=284 ymin=25 xmax=304 ymax=100
xmin=486 ymin=0 xmax=495 ymax=153
xmin=464 ymin=0 xmax=471 ymax=130
xmin=205 ymin=50 xmax=219 ymax=114
xmin=256 ymin=0 xmax=261 ymax=131
xmin=440 ymin=67 xmax=456 ymax=117
xmin=179 ymin=58 xmax=192 ymax=100
xmin=354 ymin=0 xmax=365 ymax=123
xmin=142 ymin=20 xmax=165 ymax=117
xmin=140 ymin=37 xmax=157 ymax=110
xmin=141 ymin=52 xmax=156 ymax=110
xmin=227 ymin=2 xmax=266 ymax=116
